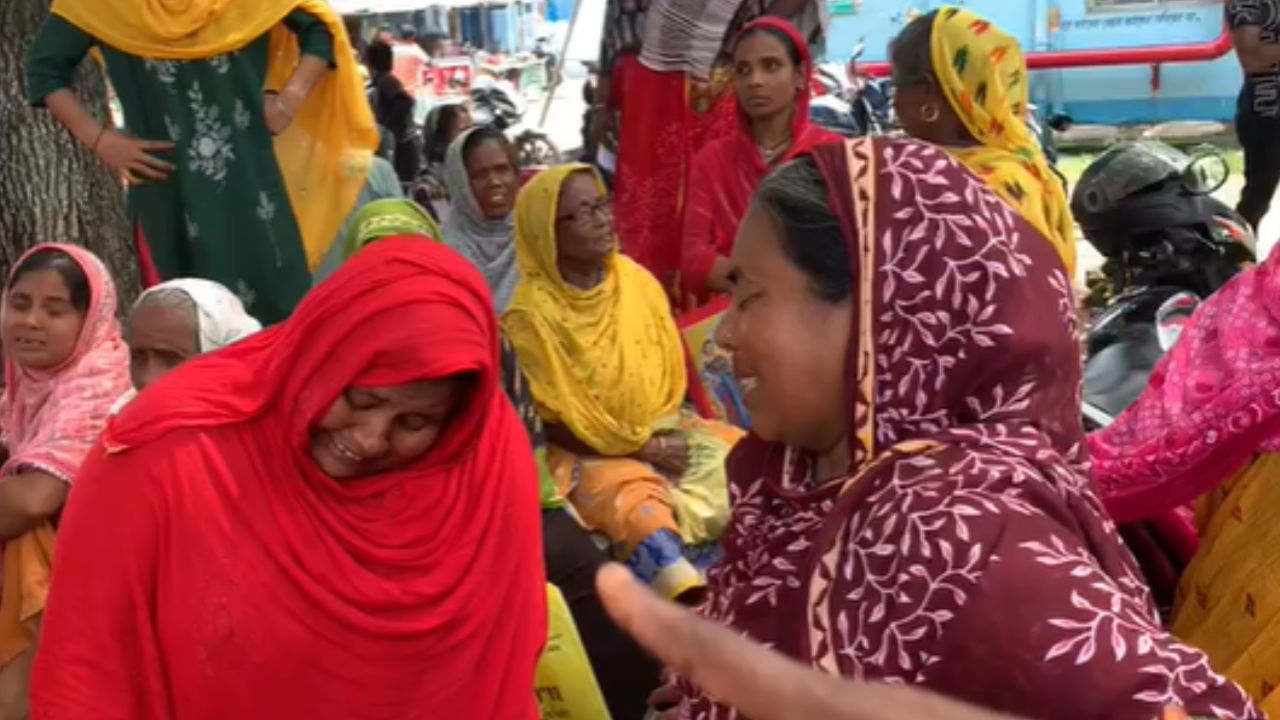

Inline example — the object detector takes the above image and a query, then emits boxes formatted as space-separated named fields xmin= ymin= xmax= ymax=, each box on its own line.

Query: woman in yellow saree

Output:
xmin=504 ymin=165 xmax=743 ymax=603
xmin=888 ymin=6 xmax=1075 ymax=277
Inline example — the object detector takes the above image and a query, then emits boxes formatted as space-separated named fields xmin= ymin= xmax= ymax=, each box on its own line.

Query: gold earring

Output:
xmin=921 ymin=103 xmax=941 ymax=123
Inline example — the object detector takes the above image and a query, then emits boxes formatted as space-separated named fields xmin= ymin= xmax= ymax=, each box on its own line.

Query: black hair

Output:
xmin=364 ymin=40 xmax=393 ymax=75
xmin=889 ymin=10 xmax=939 ymax=88
xmin=734 ymin=24 xmax=802 ymax=68
xmin=753 ymin=158 xmax=851 ymax=303
xmin=439 ymin=105 xmax=469 ymax=137
xmin=461 ymin=126 xmax=515 ymax=168
xmin=425 ymin=104 xmax=471 ymax=164
xmin=342 ymin=16 xmax=365 ymax=51
xmin=398 ymin=24 xmax=417 ymax=41
xmin=9 ymin=248 xmax=91 ymax=314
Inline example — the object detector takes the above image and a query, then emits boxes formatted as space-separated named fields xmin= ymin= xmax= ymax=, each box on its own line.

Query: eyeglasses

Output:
xmin=556 ymin=195 xmax=614 ymax=227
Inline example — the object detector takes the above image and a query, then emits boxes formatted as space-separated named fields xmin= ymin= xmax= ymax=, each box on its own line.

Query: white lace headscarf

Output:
xmin=137 ymin=278 xmax=263 ymax=353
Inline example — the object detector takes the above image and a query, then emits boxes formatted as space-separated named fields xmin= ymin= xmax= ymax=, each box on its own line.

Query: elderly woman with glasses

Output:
xmin=503 ymin=165 xmax=744 ymax=604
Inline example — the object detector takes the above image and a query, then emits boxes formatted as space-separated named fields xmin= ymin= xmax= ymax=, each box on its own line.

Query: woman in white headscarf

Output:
xmin=120 ymin=278 xmax=262 ymax=401
xmin=441 ymin=126 xmax=521 ymax=312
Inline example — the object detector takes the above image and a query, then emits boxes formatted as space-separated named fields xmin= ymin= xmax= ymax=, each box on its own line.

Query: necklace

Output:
xmin=758 ymin=134 xmax=792 ymax=164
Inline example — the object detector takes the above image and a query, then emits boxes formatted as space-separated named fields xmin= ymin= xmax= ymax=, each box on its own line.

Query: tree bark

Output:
xmin=0 ymin=0 xmax=139 ymax=308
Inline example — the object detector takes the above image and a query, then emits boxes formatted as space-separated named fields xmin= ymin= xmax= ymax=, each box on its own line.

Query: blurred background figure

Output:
xmin=365 ymin=40 xmax=421 ymax=185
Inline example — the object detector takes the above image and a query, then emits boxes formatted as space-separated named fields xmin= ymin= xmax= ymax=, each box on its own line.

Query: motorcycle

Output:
xmin=1025 ymin=103 xmax=1071 ymax=168
xmin=1073 ymin=141 xmax=1254 ymax=619
xmin=1075 ymin=140 xmax=1255 ymax=430
xmin=810 ymin=38 xmax=894 ymax=137
xmin=470 ymin=77 xmax=562 ymax=168
xmin=844 ymin=39 xmax=894 ymax=136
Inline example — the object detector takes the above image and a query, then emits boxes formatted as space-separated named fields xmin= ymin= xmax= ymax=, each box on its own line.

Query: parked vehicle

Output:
xmin=811 ymin=38 xmax=894 ymax=137
xmin=844 ymin=39 xmax=894 ymax=136
xmin=1025 ymin=103 xmax=1071 ymax=168
xmin=1075 ymin=141 xmax=1255 ymax=428
xmin=1073 ymin=142 xmax=1254 ymax=617
xmin=470 ymin=78 xmax=561 ymax=167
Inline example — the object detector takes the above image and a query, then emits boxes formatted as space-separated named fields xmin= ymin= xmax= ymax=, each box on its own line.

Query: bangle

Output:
xmin=90 ymin=125 xmax=108 ymax=152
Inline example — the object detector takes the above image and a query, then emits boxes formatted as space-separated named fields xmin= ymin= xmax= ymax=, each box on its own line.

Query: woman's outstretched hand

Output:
xmin=95 ymin=130 xmax=174 ymax=182
xmin=595 ymin=563 xmax=1022 ymax=720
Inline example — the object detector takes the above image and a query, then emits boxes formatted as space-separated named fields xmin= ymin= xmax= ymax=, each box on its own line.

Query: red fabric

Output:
xmin=132 ymin=223 xmax=162 ymax=288
xmin=680 ymin=18 xmax=838 ymax=303
xmin=1088 ymin=250 xmax=1280 ymax=524
xmin=30 ymin=239 xmax=546 ymax=720
xmin=612 ymin=55 xmax=696 ymax=290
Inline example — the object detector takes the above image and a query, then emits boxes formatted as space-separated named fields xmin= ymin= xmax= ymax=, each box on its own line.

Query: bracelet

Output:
xmin=90 ymin=125 xmax=108 ymax=152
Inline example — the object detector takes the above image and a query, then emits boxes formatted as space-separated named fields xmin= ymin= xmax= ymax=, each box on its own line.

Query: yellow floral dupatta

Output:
xmin=51 ymin=0 xmax=378 ymax=270
xmin=504 ymin=165 xmax=687 ymax=456
xmin=930 ymin=6 xmax=1076 ymax=276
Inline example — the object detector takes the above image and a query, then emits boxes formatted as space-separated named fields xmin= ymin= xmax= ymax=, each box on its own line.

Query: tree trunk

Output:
xmin=0 ymin=0 xmax=139 ymax=307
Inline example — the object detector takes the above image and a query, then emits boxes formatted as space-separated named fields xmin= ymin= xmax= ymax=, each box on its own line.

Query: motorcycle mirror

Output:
xmin=851 ymin=37 xmax=866 ymax=61
xmin=1184 ymin=150 xmax=1230 ymax=196
xmin=1155 ymin=291 xmax=1201 ymax=351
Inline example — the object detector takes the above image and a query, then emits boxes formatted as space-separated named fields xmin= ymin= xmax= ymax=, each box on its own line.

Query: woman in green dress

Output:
xmin=25 ymin=0 xmax=378 ymax=324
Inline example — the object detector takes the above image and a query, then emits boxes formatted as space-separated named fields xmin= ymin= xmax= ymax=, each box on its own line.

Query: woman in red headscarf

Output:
xmin=679 ymin=17 xmax=837 ymax=305
xmin=29 ymin=239 xmax=546 ymax=720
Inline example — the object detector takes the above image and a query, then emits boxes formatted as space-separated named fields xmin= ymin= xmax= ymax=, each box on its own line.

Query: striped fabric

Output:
xmin=638 ymin=0 xmax=742 ymax=77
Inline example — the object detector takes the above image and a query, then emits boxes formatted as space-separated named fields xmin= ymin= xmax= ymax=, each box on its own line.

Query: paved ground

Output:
xmin=536 ymin=69 xmax=590 ymax=160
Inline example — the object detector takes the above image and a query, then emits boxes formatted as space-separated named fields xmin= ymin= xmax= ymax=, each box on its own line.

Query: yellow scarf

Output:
xmin=930 ymin=6 xmax=1076 ymax=276
xmin=51 ymin=0 xmax=378 ymax=271
xmin=503 ymin=165 xmax=686 ymax=456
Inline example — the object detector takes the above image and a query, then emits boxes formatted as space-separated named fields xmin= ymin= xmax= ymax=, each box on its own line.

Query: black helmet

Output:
xmin=1071 ymin=141 xmax=1222 ymax=259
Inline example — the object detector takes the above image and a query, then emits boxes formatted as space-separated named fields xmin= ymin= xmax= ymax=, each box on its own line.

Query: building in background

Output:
xmin=826 ymin=0 xmax=1240 ymax=124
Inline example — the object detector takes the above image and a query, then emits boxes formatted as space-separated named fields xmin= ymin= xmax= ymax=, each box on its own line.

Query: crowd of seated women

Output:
xmin=0 ymin=6 xmax=1274 ymax=720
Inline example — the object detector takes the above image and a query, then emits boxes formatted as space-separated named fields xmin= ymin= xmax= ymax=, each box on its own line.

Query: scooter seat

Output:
xmin=1083 ymin=323 xmax=1164 ymax=419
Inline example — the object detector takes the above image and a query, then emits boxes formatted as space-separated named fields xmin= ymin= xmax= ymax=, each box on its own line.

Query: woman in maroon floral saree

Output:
xmin=676 ymin=137 xmax=1258 ymax=720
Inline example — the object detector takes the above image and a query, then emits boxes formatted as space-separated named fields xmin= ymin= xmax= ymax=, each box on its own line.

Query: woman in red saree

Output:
xmin=679 ymin=17 xmax=837 ymax=304
xmin=601 ymin=1 xmax=828 ymax=297
xmin=600 ymin=0 xmax=741 ymax=292
xmin=29 ymin=239 xmax=546 ymax=720
xmin=673 ymin=138 xmax=1259 ymax=719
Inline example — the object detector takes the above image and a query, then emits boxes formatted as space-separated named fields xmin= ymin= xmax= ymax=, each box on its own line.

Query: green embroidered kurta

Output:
xmin=26 ymin=12 xmax=335 ymax=324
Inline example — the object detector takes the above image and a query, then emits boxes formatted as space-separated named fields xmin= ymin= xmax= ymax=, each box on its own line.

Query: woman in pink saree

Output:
xmin=666 ymin=137 xmax=1259 ymax=719
xmin=1089 ymin=249 xmax=1280 ymax=714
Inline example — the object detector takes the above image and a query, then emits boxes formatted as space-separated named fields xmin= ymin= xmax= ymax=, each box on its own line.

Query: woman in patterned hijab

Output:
xmin=889 ymin=6 xmax=1074 ymax=276
xmin=670 ymin=137 xmax=1258 ymax=719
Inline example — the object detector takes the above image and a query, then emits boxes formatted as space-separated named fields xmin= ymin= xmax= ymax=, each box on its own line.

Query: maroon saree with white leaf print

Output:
xmin=678 ymin=138 xmax=1258 ymax=720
